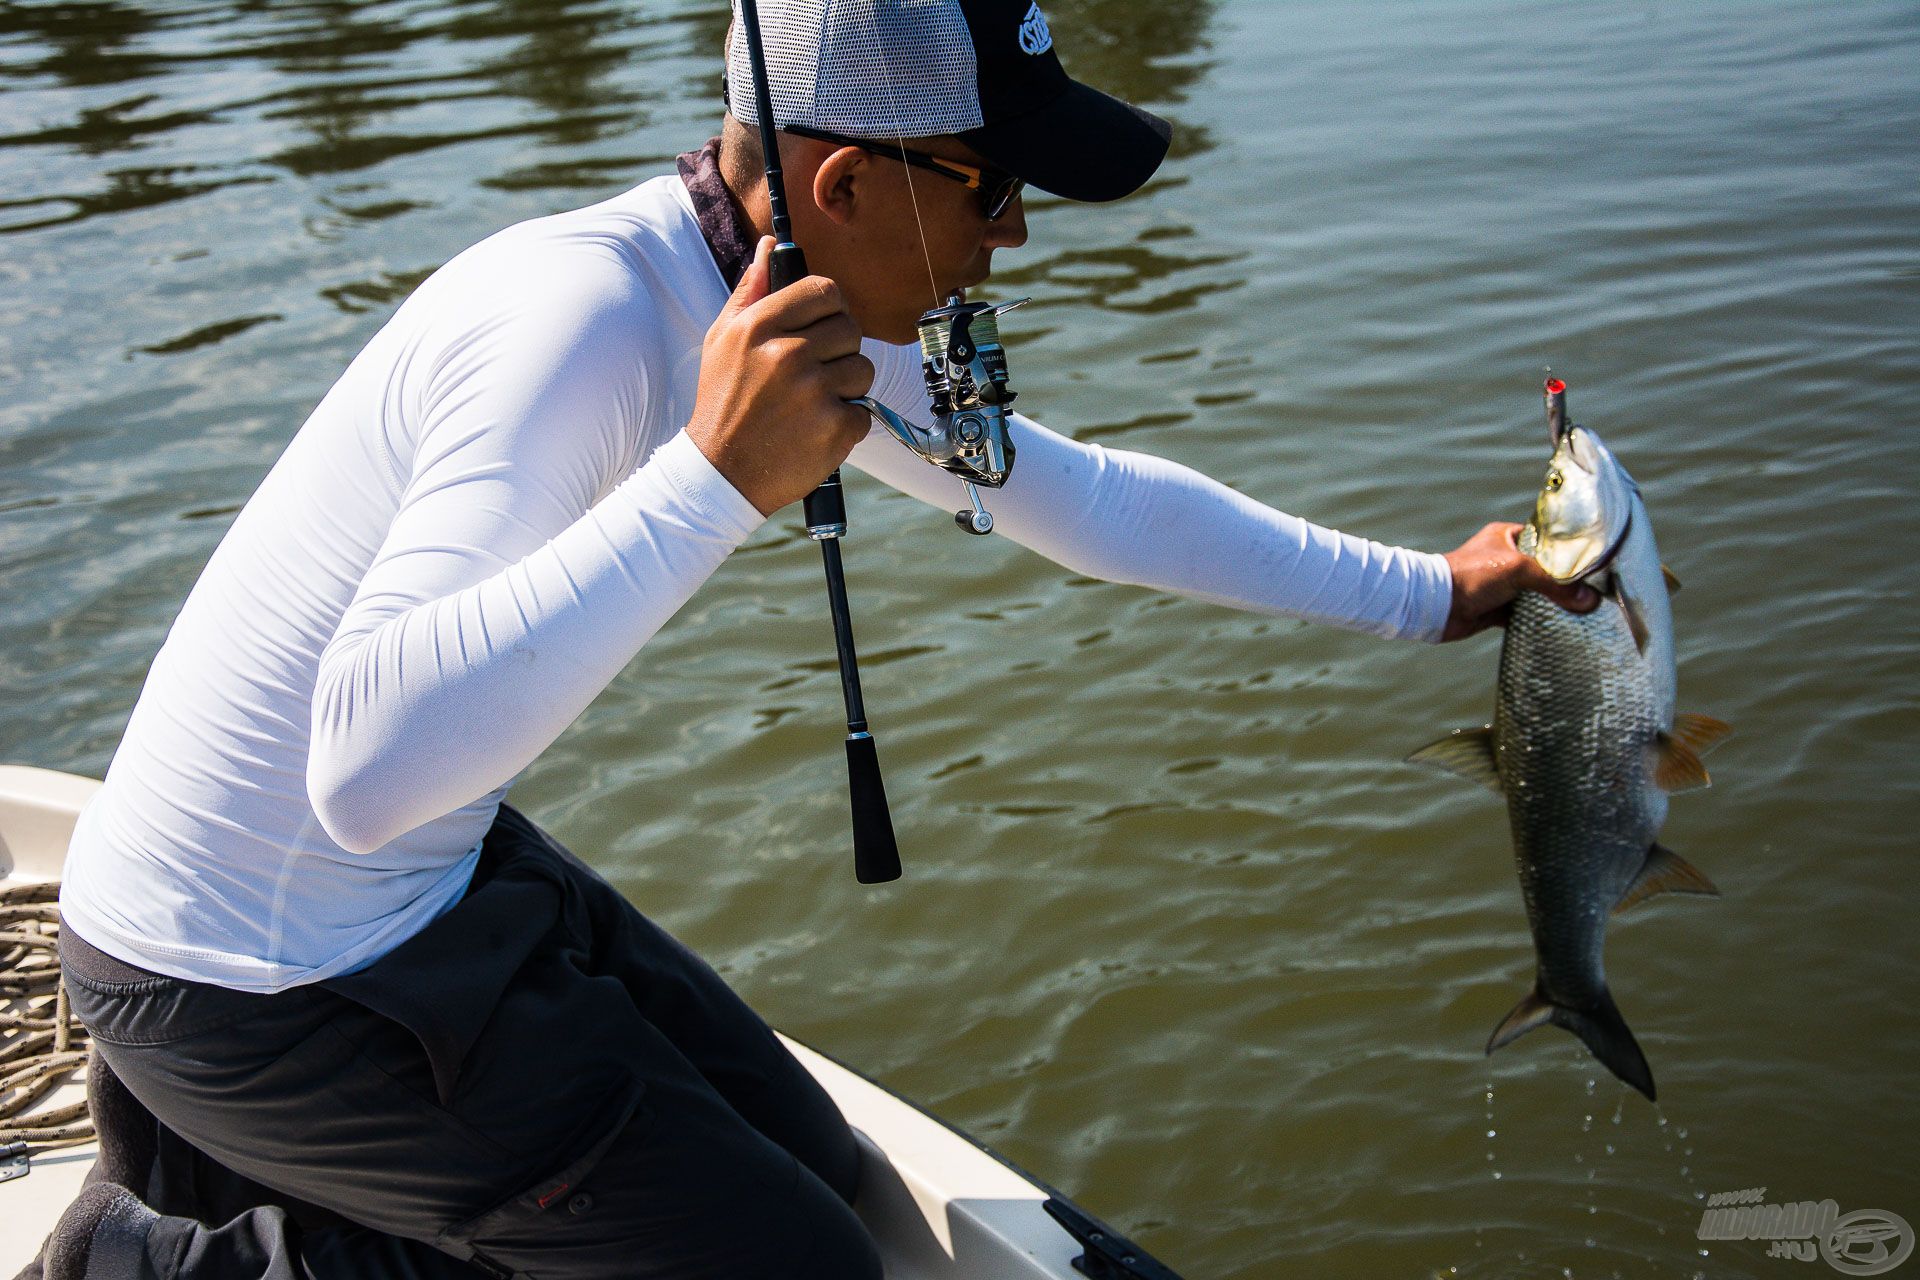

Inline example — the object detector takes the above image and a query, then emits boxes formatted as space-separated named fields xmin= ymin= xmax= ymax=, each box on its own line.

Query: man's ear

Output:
xmin=812 ymin=146 xmax=867 ymax=227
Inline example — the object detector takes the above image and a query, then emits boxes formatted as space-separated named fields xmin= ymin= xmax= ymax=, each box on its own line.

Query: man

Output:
xmin=45 ymin=2 xmax=1595 ymax=1278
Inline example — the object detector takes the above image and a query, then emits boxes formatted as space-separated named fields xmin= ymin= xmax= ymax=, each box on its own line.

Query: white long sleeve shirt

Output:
xmin=61 ymin=172 xmax=1450 ymax=992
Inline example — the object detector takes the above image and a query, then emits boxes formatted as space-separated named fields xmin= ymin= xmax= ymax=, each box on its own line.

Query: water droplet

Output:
xmin=1487 ymin=1151 xmax=1496 ymax=1161
xmin=1487 ymin=1129 xmax=1497 ymax=1138
xmin=1574 ymin=1153 xmax=1584 ymax=1164
xmin=1677 ymin=1127 xmax=1688 ymax=1139
xmin=1586 ymin=1078 xmax=1597 ymax=1094
xmin=1605 ymin=1143 xmax=1615 ymax=1155
xmin=1492 ymin=1170 xmax=1503 ymax=1180
xmin=1586 ymin=1237 xmax=1596 ymax=1248
xmin=1589 ymin=1205 xmax=1598 ymax=1214
xmin=1693 ymin=1191 xmax=1705 ymax=1202
xmin=1680 ymin=1166 xmax=1689 ymax=1178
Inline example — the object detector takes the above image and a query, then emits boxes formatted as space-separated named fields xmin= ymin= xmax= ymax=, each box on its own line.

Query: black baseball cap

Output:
xmin=724 ymin=0 xmax=1172 ymax=202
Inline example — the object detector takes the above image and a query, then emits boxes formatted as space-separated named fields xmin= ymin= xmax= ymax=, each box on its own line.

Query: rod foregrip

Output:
xmin=803 ymin=468 xmax=847 ymax=535
xmin=769 ymin=242 xmax=809 ymax=293
xmin=846 ymin=732 xmax=901 ymax=883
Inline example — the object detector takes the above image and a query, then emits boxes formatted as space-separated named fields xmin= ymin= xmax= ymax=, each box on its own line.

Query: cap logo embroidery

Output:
xmin=1017 ymin=2 xmax=1053 ymax=56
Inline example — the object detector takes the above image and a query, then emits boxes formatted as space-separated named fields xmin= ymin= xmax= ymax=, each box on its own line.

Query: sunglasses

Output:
xmin=781 ymin=124 xmax=1026 ymax=222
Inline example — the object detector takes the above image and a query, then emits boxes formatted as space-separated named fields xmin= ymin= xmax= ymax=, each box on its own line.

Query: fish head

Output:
xmin=1528 ymin=423 xmax=1637 ymax=583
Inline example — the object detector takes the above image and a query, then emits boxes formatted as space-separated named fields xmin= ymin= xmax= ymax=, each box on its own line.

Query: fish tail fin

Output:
xmin=1486 ymin=985 xmax=1555 ymax=1053
xmin=1562 ymin=990 xmax=1657 ymax=1102
xmin=1486 ymin=982 xmax=1657 ymax=1102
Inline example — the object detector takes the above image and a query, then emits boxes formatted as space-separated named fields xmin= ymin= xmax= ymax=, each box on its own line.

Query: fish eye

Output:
xmin=1545 ymin=471 xmax=1563 ymax=492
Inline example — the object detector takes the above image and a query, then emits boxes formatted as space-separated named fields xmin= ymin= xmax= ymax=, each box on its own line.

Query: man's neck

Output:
xmin=676 ymin=137 xmax=770 ymax=290
xmin=718 ymin=156 xmax=773 ymax=243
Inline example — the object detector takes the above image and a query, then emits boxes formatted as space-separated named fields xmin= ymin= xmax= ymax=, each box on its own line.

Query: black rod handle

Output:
xmin=814 ymin=535 xmax=899 ymax=882
xmin=847 ymin=731 xmax=901 ymax=883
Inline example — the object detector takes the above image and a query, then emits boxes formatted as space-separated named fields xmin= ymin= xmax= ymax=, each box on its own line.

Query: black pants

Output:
xmin=60 ymin=805 xmax=881 ymax=1280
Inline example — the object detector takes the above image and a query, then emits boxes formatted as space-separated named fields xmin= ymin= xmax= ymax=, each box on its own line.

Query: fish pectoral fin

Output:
xmin=1407 ymin=727 xmax=1501 ymax=794
xmin=1614 ymin=842 xmax=1721 ymax=914
xmin=1663 ymin=564 xmax=1682 ymax=594
xmin=1486 ymin=987 xmax=1555 ymax=1053
xmin=1670 ymin=712 xmax=1733 ymax=757
xmin=1652 ymin=732 xmax=1712 ymax=792
xmin=1614 ymin=578 xmax=1653 ymax=655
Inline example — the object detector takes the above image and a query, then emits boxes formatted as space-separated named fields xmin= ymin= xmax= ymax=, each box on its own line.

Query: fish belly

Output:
xmin=1495 ymin=588 xmax=1667 ymax=1006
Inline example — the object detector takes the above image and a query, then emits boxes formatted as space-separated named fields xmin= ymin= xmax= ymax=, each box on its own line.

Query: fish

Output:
xmin=1410 ymin=378 xmax=1730 ymax=1100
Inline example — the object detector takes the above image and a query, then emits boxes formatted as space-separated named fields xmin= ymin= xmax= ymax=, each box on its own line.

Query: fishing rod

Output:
xmin=738 ymin=0 xmax=897 ymax=884
xmin=735 ymin=0 xmax=1031 ymax=883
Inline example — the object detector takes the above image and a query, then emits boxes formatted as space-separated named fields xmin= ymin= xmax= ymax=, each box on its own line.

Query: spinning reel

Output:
xmin=855 ymin=292 xmax=1028 ymax=535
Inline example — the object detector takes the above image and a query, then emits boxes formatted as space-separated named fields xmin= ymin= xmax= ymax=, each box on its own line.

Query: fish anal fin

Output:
xmin=1486 ymin=986 xmax=1555 ymax=1053
xmin=1407 ymin=727 xmax=1501 ymax=794
xmin=1653 ymin=732 xmax=1710 ymax=792
xmin=1669 ymin=712 xmax=1732 ymax=757
xmin=1615 ymin=842 xmax=1720 ymax=914
xmin=1663 ymin=564 xmax=1682 ymax=594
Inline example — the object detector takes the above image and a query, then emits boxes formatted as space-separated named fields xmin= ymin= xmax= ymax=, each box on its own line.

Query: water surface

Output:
xmin=3 ymin=2 xmax=1916 ymax=1276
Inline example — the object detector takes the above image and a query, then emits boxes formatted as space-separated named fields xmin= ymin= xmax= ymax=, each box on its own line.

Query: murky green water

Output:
xmin=4 ymin=2 xmax=1917 ymax=1275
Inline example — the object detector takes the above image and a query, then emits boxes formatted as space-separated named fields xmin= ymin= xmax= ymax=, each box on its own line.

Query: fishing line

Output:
xmin=862 ymin=10 xmax=942 ymax=306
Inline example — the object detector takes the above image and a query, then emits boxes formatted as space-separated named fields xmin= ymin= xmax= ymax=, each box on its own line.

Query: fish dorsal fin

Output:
xmin=1651 ymin=729 xmax=1712 ymax=790
xmin=1652 ymin=732 xmax=1711 ymax=792
xmin=1486 ymin=986 xmax=1556 ymax=1053
xmin=1663 ymin=564 xmax=1682 ymax=594
xmin=1407 ymin=727 xmax=1501 ymax=794
xmin=1615 ymin=843 xmax=1720 ymax=913
xmin=1669 ymin=712 xmax=1732 ymax=757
